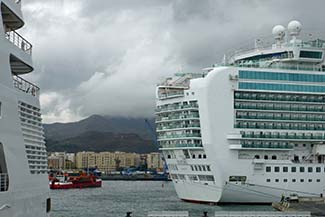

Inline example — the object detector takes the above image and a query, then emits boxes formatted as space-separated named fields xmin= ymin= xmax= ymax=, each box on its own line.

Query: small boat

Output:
xmin=49 ymin=173 xmax=102 ymax=190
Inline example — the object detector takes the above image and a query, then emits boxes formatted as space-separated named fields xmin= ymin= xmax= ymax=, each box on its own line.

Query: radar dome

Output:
xmin=272 ymin=25 xmax=286 ymax=39
xmin=288 ymin=20 xmax=302 ymax=36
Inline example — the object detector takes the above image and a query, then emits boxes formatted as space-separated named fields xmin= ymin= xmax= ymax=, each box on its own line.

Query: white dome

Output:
xmin=272 ymin=25 xmax=286 ymax=39
xmin=288 ymin=20 xmax=302 ymax=36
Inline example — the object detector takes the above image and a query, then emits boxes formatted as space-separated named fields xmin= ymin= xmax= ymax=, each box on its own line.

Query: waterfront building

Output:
xmin=0 ymin=0 xmax=50 ymax=215
xmin=156 ymin=21 xmax=325 ymax=203
xmin=75 ymin=151 xmax=142 ymax=172
xmin=147 ymin=152 xmax=164 ymax=170
xmin=75 ymin=151 xmax=96 ymax=169
xmin=95 ymin=152 xmax=116 ymax=172
xmin=48 ymin=152 xmax=75 ymax=170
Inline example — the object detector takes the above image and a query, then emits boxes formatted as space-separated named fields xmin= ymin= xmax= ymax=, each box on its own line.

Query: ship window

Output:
xmin=292 ymin=179 xmax=296 ymax=182
xmin=308 ymin=179 xmax=312 ymax=183
xmin=316 ymin=167 xmax=321 ymax=173
xmin=283 ymin=167 xmax=288 ymax=172
xmin=275 ymin=179 xmax=279 ymax=182
xmin=198 ymin=154 xmax=202 ymax=159
xmin=46 ymin=198 xmax=51 ymax=213
xmin=291 ymin=167 xmax=296 ymax=172
xmin=198 ymin=165 xmax=202 ymax=171
xmin=300 ymin=167 xmax=305 ymax=172
xmin=207 ymin=165 xmax=211 ymax=171
xmin=272 ymin=155 xmax=277 ymax=160
xmin=254 ymin=155 xmax=260 ymax=159
xmin=266 ymin=179 xmax=271 ymax=182
xmin=299 ymin=50 xmax=323 ymax=59
xmin=194 ymin=165 xmax=198 ymax=171
xmin=266 ymin=166 xmax=271 ymax=172
xmin=202 ymin=166 xmax=206 ymax=171
xmin=284 ymin=179 xmax=288 ymax=183
xmin=203 ymin=154 xmax=206 ymax=159
xmin=308 ymin=167 xmax=313 ymax=173
xmin=178 ymin=174 xmax=185 ymax=180
xmin=317 ymin=179 xmax=321 ymax=182
xmin=300 ymin=179 xmax=304 ymax=182
xmin=0 ymin=143 xmax=9 ymax=191
xmin=264 ymin=155 xmax=268 ymax=160
xmin=192 ymin=154 xmax=195 ymax=159
xmin=274 ymin=167 xmax=280 ymax=172
xmin=229 ymin=176 xmax=247 ymax=182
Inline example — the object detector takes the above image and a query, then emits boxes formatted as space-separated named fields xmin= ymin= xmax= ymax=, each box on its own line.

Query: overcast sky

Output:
xmin=20 ymin=0 xmax=325 ymax=123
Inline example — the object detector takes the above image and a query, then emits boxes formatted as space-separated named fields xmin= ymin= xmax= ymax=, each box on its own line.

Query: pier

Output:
xmin=128 ymin=211 xmax=312 ymax=217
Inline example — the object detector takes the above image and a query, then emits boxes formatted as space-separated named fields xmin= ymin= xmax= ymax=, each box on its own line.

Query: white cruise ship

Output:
xmin=156 ymin=21 xmax=325 ymax=203
xmin=0 ymin=0 xmax=50 ymax=216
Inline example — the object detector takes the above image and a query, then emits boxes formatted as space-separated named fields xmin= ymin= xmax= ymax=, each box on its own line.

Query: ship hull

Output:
xmin=50 ymin=179 xmax=102 ymax=190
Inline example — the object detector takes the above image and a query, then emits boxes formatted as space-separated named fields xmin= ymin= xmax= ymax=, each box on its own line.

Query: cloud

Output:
xmin=19 ymin=0 xmax=325 ymax=123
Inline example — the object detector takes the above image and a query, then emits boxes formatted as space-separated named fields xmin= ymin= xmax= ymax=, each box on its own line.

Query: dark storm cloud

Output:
xmin=20 ymin=0 xmax=325 ymax=122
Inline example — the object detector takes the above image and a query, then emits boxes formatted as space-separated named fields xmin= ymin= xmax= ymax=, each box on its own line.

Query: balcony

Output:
xmin=5 ymin=30 xmax=32 ymax=55
xmin=13 ymin=75 xmax=39 ymax=97
xmin=1 ymin=2 xmax=23 ymax=30
xmin=0 ymin=173 xmax=9 ymax=191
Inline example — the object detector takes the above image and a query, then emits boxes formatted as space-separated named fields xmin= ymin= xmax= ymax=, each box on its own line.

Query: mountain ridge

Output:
xmin=44 ymin=115 xmax=157 ymax=153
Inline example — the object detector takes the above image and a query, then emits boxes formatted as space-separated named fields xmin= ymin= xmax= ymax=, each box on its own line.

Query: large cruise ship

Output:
xmin=0 ymin=0 xmax=50 ymax=216
xmin=156 ymin=20 xmax=325 ymax=203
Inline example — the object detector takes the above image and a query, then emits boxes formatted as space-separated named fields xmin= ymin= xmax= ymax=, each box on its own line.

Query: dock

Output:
xmin=272 ymin=197 xmax=325 ymax=217
xmin=128 ymin=211 xmax=311 ymax=217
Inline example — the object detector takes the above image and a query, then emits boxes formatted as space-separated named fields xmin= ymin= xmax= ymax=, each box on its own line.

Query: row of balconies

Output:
xmin=156 ymin=123 xmax=200 ymax=131
xmin=235 ymin=121 xmax=325 ymax=131
xmin=160 ymin=143 xmax=203 ymax=149
xmin=241 ymin=143 xmax=294 ymax=150
xmin=156 ymin=103 xmax=198 ymax=113
xmin=158 ymin=133 xmax=201 ymax=140
xmin=235 ymin=103 xmax=325 ymax=113
xmin=2 ymin=1 xmax=39 ymax=98
xmin=236 ymin=114 xmax=325 ymax=122
xmin=156 ymin=114 xmax=200 ymax=122
xmin=235 ymin=92 xmax=325 ymax=103
xmin=158 ymin=91 xmax=184 ymax=100
xmin=241 ymin=132 xmax=324 ymax=140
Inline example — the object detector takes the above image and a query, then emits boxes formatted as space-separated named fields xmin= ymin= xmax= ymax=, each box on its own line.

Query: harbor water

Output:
xmin=51 ymin=181 xmax=274 ymax=217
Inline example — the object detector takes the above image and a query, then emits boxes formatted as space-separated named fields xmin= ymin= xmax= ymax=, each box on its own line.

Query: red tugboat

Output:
xmin=49 ymin=172 xmax=102 ymax=190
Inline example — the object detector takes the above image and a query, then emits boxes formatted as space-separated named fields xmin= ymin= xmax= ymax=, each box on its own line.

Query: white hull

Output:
xmin=156 ymin=22 xmax=325 ymax=204
xmin=0 ymin=0 xmax=50 ymax=216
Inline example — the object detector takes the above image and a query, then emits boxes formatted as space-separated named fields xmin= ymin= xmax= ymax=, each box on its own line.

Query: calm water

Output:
xmin=51 ymin=181 xmax=274 ymax=217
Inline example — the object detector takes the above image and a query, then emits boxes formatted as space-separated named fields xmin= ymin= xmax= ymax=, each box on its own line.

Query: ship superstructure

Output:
xmin=0 ymin=0 xmax=50 ymax=216
xmin=156 ymin=21 xmax=325 ymax=203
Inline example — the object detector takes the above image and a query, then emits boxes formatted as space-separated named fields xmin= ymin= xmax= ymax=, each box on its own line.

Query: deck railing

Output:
xmin=0 ymin=173 xmax=9 ymax=192
xmin=13 ymin=75 xmax=39 ymax=97
xmin=5 ymin=30 xmax=32 ymax=55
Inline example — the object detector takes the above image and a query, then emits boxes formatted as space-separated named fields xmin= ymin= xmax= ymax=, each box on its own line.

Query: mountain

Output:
xmin=44 ymin=115 xmax=157 ymax=153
